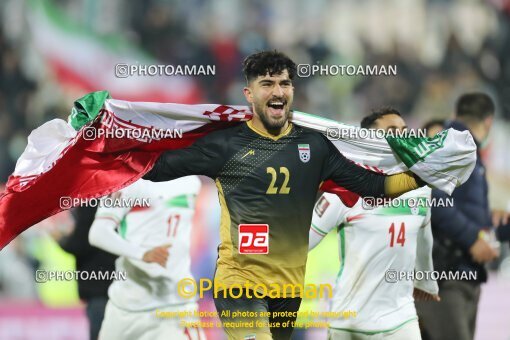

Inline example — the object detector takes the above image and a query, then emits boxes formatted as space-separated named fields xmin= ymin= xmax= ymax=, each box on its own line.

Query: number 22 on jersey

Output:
xmin=266 ymin=167 xmax=291 ymax=194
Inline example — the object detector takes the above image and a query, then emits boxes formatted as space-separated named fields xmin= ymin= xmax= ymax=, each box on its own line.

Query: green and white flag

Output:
xmin=291 ymin=111 xmax=476 ymax=194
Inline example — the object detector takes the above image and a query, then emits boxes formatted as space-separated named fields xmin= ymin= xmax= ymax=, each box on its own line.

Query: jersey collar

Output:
xmin=246 ymin=120 xmax=293 ymax=141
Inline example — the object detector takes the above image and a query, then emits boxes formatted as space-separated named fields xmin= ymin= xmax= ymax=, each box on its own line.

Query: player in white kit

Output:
xmin=309 ymin=109 xmax=439 ymax=340
xmin=88 ymin=176 xmax=205 ymax=340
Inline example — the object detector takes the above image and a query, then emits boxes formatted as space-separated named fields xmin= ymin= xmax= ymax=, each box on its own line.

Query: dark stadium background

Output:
xmin=0 ymin=0 xmax=509 ymax=339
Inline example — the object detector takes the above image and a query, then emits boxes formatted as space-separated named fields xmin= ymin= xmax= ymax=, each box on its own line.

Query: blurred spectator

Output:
xmin=423 ymin=119 xmax=446 ymax=137
xmin=416 ymin=93 xmax=498 ymax=340
xmin=493 ymin=210 xmax=510 ymax=242
xmin=59 ymin=206 xmax=116 ymax=340
xmin=0 ymin=238 xmax=38 ymax=300
xmin=0 ymin=38 xmax=36 ymax=181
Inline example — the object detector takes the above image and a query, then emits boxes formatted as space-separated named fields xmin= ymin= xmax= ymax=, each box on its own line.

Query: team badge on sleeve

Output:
xmin=298 ymin=144 xmax=310 ymax=163
xmin=314 ymin=196 xmax=330 ymax=217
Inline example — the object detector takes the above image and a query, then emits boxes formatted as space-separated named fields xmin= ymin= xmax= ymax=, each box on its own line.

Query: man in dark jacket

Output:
xmin=416 ymin=93 xmax=499 ymax=340
xmin=59 ymin=206 xmax=117 ymax=340
xmin=493 ymin=210 xmax=510 ymax=241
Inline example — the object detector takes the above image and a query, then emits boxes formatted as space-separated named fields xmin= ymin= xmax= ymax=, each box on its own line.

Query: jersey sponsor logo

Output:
xmin=238 ymin=224 xmax=269 ymax=254
xmin=298 ymin=144 xmax=310 ymax=163
xmin=314 ymin=196 xmax=330 ymax=217
xmin=241 ymin=149 xmax=255 ymax=159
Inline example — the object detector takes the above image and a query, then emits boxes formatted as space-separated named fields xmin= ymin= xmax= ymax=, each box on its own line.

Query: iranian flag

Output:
xmin=26 ymin=0 xmax=201 ymax=103
xmin=0 ymin=91 xmax=477 ymax=249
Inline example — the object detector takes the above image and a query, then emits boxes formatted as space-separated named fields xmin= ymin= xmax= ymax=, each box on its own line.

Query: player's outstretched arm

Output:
xmin=309 ymin=226 xmax=327 ymax=251
xmin=141 ymin=245 xmax=171 ymax=267
xmin=309 ymin=194 xmax=345 ymax=251
xmin=326 ymin=155 xmax=422 ymax=199
xmin=89 ymin=218 xmax=171 ymax=267
xmin=384 ymin=172 xmax=425 ymax=198
xmin=414 ymin=211 xmax=440 ymax=301
xmin=324 ymin=137 xmax=425 ymax=198
xmin=88 ymin=188 xmax=148 ymax=260
xmin=88 ymin=214 xmax=147 ymax=261
xmin=143 ymin=134 xmax=224 ymax=182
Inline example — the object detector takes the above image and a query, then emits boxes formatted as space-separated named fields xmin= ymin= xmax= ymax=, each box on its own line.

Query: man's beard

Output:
xmin=253 ymin=102 xmax=292 ymax=132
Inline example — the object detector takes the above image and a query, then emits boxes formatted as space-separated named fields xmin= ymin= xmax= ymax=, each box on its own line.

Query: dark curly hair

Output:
xmin=422 ymin=119 xmax=445 ymax=131
xmin=360 ymin=107 xmax=402 ymax=129
xmin=242 ymin=50 xmax=296 ymax=84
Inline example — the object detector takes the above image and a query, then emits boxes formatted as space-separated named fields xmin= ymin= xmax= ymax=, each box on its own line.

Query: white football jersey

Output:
xmin=311 ymin=186 xmax=432 ymax=332
xmin=95 ymin=176 xmax=201 ymax=311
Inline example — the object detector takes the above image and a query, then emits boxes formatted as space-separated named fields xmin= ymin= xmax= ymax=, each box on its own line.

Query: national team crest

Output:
xmin=298 ymin=144 xmax=310 ymax=163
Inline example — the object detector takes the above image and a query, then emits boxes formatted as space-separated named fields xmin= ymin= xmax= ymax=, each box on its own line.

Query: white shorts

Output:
xmin=99 ymin=301 xmax=206 ymax=340
xmin=328 ymin=319 xmax=421 ymax=340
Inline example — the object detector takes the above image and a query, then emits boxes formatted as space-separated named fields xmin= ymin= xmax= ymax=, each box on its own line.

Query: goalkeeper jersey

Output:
xmin=144 ymin=121 xmax=387 ymax=294
xmin=311 ymin=186 xmax=432 ymax=332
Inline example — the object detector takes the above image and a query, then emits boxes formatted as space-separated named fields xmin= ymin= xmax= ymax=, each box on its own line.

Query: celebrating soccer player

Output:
xmin=309 ymin=109 xmax=439 ymax=340
xmin=88 ymin=177 xmax=205 ymax=340
xmin=143 ymin=51 xmax=425 ymax=340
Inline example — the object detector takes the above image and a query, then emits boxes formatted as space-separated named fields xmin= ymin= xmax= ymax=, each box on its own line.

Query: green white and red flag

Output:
xmin=0 ymin=91 xmax=477 ymax=248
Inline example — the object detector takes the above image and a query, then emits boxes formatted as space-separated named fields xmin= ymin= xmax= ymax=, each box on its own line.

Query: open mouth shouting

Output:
xmin=267 ymin=98 xmax=287 ymax=118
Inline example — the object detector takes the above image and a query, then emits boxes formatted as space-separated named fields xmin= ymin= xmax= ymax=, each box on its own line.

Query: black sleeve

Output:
xmin=497 ymin=222 xmax=510 ymax=242
xmin=321 ymin=137 xmax=386 ymax=198
xmin=143 ymin=133 xmax=225 ymax=181
xmin=59 ymin=206 xmax=98 ymax=257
